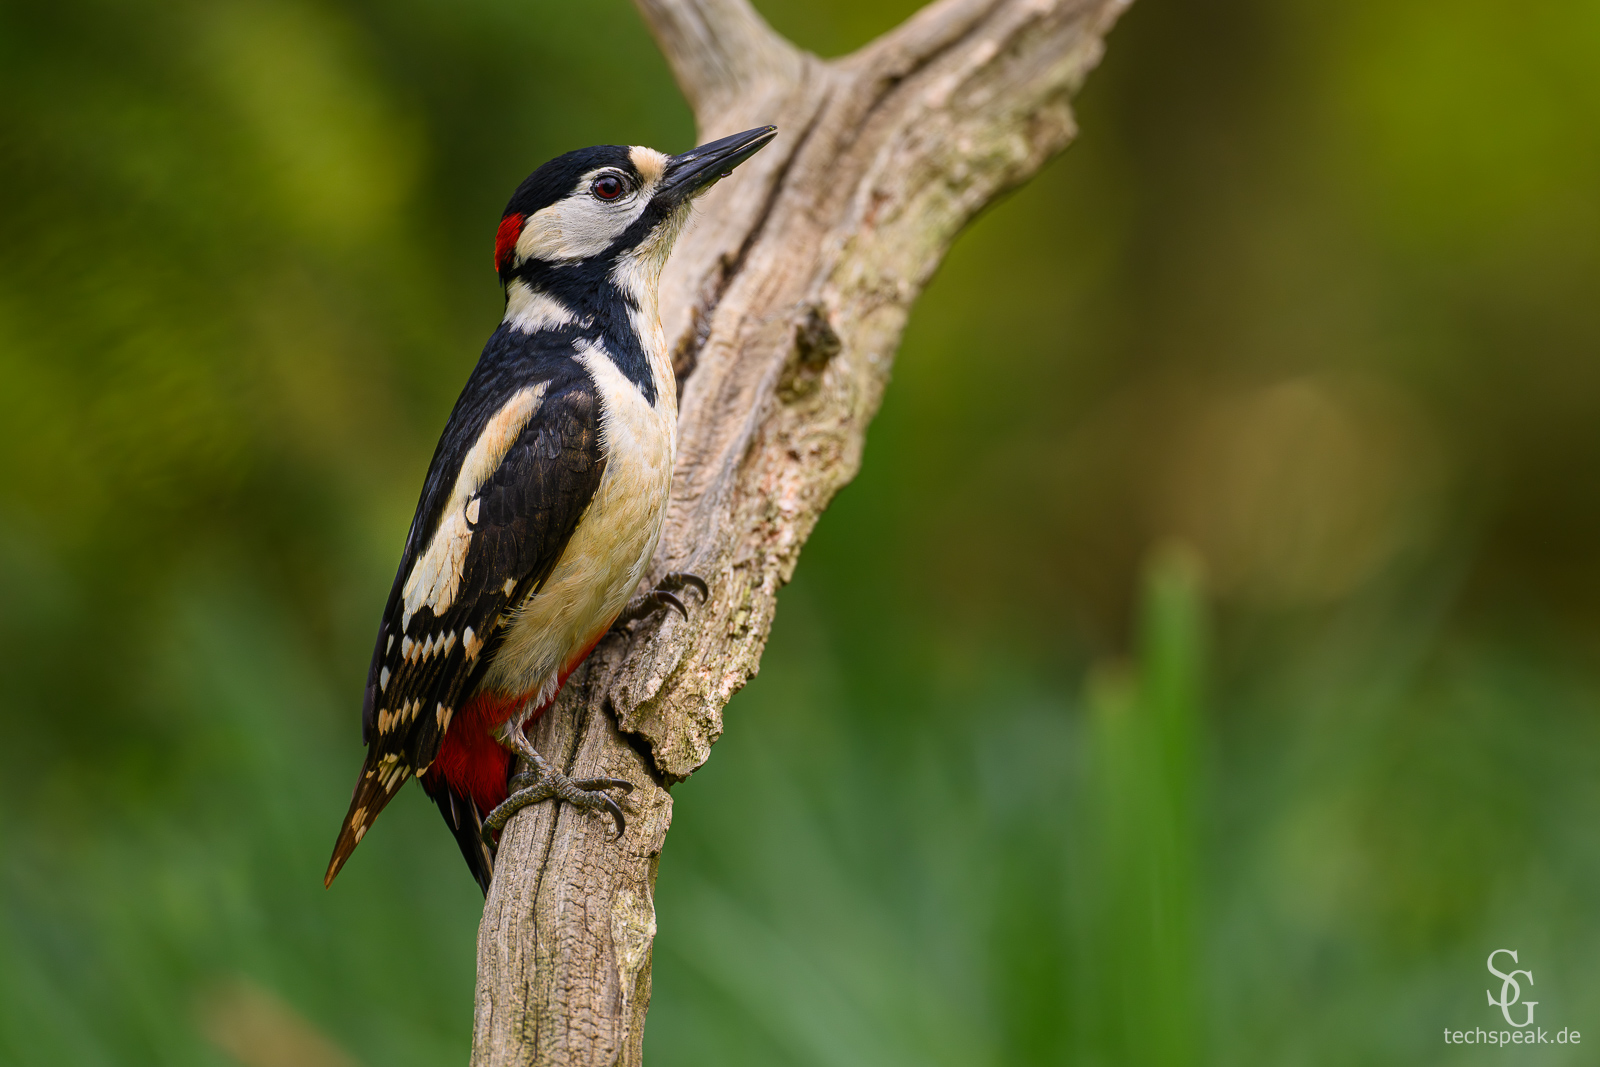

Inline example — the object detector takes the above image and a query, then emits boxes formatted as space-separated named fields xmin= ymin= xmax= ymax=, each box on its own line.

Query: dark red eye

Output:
xmin=591 ymin=175 xmax=625 ymax=201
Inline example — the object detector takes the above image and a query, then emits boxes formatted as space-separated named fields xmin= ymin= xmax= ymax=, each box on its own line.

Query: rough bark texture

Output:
xmin=471 ymin=0 xmax=1131 ymax=1063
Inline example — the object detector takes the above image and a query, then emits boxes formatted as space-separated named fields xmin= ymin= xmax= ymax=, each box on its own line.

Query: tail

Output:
xmin=324 ymin=754 xmax=410 ymax=888
xmin=420 ymin=772 xmax=497 ymax=896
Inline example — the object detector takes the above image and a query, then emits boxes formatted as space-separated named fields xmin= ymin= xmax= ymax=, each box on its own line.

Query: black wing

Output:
xmin=326 ymin=334 xmax=604 ymax=889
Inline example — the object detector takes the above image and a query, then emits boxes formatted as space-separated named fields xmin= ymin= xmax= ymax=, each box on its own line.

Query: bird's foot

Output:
xmin=481 ymin=740 xmax=634 ymax=843
xmin=611 ymin=572 xmax=709 ymax=632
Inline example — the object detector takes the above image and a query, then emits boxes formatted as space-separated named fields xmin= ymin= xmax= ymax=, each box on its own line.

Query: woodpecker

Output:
xmin=325 ymin=125 xmax=777 ymax=893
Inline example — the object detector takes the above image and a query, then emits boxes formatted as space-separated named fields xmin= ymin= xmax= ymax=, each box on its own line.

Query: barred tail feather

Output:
xmin=324 ymin=753 xmax=413 ymax=888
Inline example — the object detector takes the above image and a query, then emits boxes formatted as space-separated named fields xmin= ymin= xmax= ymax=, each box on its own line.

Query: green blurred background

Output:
xmin=3 ymin=0 xmax=1599 ymax=1062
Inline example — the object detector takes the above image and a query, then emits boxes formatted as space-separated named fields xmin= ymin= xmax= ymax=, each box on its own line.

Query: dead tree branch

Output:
xmin=471 ymin=0 xmax=1131 ymax=1062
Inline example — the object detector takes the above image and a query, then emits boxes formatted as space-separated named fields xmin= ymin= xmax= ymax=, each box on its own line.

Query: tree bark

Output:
xmin=470 ymin=0 xmax=1131 ymax=1062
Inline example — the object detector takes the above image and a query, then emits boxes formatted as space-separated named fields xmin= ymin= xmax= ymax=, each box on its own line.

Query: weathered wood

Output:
xmin=472 ymin=0 xmax=1131 ymax=1062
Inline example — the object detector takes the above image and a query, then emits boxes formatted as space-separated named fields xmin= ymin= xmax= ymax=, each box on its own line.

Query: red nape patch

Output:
xmin=494 ymin=213 xmax=525 ymax=273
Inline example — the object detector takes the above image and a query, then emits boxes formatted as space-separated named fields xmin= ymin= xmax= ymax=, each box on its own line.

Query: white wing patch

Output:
xmin=401 ymin=383 xmax=549 ymax=629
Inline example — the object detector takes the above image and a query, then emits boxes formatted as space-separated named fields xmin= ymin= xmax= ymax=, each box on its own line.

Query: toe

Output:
xmin=574 ymin=776 xmax=635 ymax=794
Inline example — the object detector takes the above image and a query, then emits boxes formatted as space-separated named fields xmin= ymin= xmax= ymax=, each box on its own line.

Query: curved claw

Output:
xmin=610 ymin=573 xmax=710 ymax=635
xmin=597 ymin=793 xmax=627 ymax=838
xmin=656 ymin=589 xmax=688 ymax=621
xmin=662 ymin=572 xmax=709 ymax=602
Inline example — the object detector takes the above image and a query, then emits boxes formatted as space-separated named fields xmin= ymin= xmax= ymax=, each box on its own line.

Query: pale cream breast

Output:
xmin=480 ymin=341 xmax=677 ymax=711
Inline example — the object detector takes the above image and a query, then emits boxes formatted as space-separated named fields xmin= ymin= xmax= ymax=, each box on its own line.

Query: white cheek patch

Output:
xmin=517 ymin=197 xmax=645 ymax=261
xmin=401 ymin=384 xmax=548 ymax=629
xmin=515 ymin=166 xmax=660 ymax=263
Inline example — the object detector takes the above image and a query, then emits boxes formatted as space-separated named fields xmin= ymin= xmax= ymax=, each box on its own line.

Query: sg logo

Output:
xmin=1487 ymin=950 xmax=1537 ymax=1028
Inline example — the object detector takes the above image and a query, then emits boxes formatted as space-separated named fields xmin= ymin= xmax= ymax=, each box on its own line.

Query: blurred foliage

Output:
xmin=3 ymin=0 xmax=1600 ymax=1064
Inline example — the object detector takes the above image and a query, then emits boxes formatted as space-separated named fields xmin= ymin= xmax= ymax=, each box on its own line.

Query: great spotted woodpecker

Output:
xmin=325 ymin=126 xmax=778 ymax=893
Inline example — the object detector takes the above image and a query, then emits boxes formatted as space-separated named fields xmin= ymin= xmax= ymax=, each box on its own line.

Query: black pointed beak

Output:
xmin=657 ymin=125 xmax=778 ymax=206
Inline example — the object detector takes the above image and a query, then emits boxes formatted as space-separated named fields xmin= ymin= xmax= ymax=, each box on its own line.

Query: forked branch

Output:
xmin=471 ymin=1 xmax=1131 ymax=1063
xmin=632 ymin=0 xmax=802 ymax=111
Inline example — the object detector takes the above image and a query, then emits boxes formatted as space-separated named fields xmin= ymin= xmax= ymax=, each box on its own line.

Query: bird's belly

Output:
xmin=480 ymin=346 xmax=676 ymax=711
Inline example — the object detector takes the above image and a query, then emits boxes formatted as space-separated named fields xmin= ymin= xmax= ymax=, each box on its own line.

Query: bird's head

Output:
xmin=494 ymin=126 xmax=777 ymax=316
